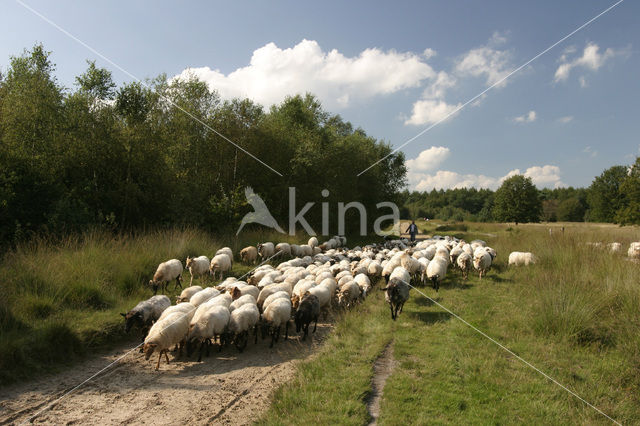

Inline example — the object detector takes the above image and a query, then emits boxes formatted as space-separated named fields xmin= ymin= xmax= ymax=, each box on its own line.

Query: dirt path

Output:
xmin=366 ymin=342 xmax=397 ymax=426
xmin=0 ymin=323 xmax=333 ymax=425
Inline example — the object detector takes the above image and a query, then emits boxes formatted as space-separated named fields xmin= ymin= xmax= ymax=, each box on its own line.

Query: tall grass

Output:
xmin=0 ymin=227 xmax=299 ymax=384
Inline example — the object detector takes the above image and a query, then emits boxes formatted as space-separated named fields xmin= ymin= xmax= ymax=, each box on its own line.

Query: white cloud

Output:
xmin=406 ymin=149 xmax=564 ymax=190
xmin=404 ymin=99 xmax=461 ymax=126
xmin=173 ymin=39 xmax=435 ymax=109
xmin=554 ymin=42 xmax=628 ymax=83
xmin=514 ymin=110 xmax=537 ymax=123
xmin=423 ymin=48 xmax=437 ymax=59
xmin=455 ymin=38 xmax=513 ymax=86
xmin=557 ymin=115 xmax=573 ymax=124
xmin=583 ymin=146 xmax=598 ymax=158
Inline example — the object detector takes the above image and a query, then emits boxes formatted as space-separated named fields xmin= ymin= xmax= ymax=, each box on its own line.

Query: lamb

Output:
xmin=228 ymin=303 xmax=260 ymax=352
xmin=143 ymin=311 xmax=191 ymax=370
xmin=185 ymin=256 xmax=210 ymax=286
xmin=209 ymin=253 xmax=232 ymax=280
xmin=257 ymin=242 xmax=275 ymax=260
xmin=508 ymin=251 xmax=536 ymax=266
xmin=381 ymin=278 xmax=410 ymax=321
xmin=295 ymin=293 xmax=320 ymax=341
xmin=149 ymin=259 xmax=183 ymax=295
xmin=176 ymin=285 xmax=203 ymax=303
xmin=188 ymin=287 xmax=221 ymax=307
xmin=473 ymin=251 xmax=492 ymax=279
xmin=628 ymin=242 xmax=640 ymax=259
xmin=261 ymin=297 xmax=292 ymax=348
xmin=121 ymin=295 xmax=171 ymax=340
xmin=456 ymin=252 xmax=472 ymax=279
xmin=239 ymin=246 xmax=258 ymax=264
xmin=186 ymin=304 xmax=230 ymax=361
xmin=426 ymin=257 xmax=447 ymax=291
xmin=229 ymin=294 xmax=257 ymax=313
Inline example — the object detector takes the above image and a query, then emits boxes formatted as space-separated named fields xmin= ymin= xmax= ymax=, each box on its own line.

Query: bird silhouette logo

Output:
xmin=236 ymin=187 xmax=286 ymax=235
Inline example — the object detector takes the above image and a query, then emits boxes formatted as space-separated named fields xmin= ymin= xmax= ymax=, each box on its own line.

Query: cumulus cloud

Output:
xmin=554 ymin=42 xmax=629 ymax=83
xmin=173 ymin=39 xmax=435 ymax=109
xmin=405 ymin=34 xmax=513 ymax=126
xmin=406 ymin=148 xmax=564 ymax=190
xmin=557 ymin=115 xmax=573 ymax=124
xmin=514 ymin=110 xmax=537 ymax=123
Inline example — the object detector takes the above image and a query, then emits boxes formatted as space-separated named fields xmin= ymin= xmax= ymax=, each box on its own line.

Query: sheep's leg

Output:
xmin=302 ymin=323 xmax=308 ymax=341
xmin=156 ymin=351 xmax=162 ymax=370
xmin=284 ymin=321 xmax=289 ymax=341
xmin=198 ymin=342 xmax=204 ymax=362
xmin=164 ymin=351 xmax=170 ymax=364
xmin=313 ymin=317 xmax=318 ymax=333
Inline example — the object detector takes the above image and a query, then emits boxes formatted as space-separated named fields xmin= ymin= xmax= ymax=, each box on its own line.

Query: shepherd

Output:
xmin=405 ymin=220 xmax=418 ymax=243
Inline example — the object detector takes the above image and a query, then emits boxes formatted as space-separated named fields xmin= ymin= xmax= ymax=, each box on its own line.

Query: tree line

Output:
xmin=401 ymin=160 xmax=640 ymax=225
xmin=0 ymin=45 xmax=406 ymax=246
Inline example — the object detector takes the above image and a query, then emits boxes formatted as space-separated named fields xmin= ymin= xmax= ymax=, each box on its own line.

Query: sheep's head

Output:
xmin=231 ymin=287 xmax=242 ymax=300
xmin=143 ymin=343 xmax=157 ymax=360
xmin=121 ymin=311 xmax=143 ymax=333
xmin=186 ymin=257 xmax=193 ymax=268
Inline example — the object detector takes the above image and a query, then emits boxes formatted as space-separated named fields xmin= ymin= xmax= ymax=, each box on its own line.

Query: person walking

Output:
xmin=405 ymin=220 xmax=419 ymax=242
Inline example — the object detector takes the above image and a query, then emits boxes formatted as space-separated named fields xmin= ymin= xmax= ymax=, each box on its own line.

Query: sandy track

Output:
xmin=0 ymin=322 xmax=333 ymax=425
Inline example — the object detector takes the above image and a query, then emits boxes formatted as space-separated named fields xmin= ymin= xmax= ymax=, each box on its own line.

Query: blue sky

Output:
xmin=1 ymin=0 xmax=638 ymax=190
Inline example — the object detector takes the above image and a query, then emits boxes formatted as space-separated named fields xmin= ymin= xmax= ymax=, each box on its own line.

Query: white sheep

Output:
xmin=307 ymin=285 xmax=331 ymax=314
xmin=229 ymin=284 xmax=260 ymax=301
xmin=188 ymin=287 xmax=221 ymax=307
xmin=209 ymin=253 xmax=232 ymax=280
xmin=185 ymin=256 xmax=210 ymax=286
xmin=456 ymin=252 xmax=472 ymax=279
xmin=353 ymin=273 xmax=371 ymax=299
xmin=338 ymin=281 xmax=361 ymax=308
xmin=628 ymin=242 xmax=640 ymax=259
xmin=150 ymin=259 xmax=183 ymax=295
xmin=176 ymin=285 xmax=203 ymax=303
xmin=607 ymin=242 xmax=622 ymax=253
xmin=186 ymin=304 xmax=230 ymax=361
xmin=257 ymin=242 xmax=275 ymax=259
xmin=473 ymin=251 xmax=492 ymax=279
xmin=426 ymin=257 xmax=447 ymax=291
xmin=275 ymin=242 xmax=291 ymax=258
xmin=158 ymin=302 xmax=196 ymax=322
xmin=263 ymin=290 xmax=290 ymax=310
xmin=308 ymin=237 xmax=319 ymax=248
xmin=257 ymin=282 xmax=293 ymax=309
xmin=239 ymin=246 xmax=258 ymax=264
xmin=143 ymin=311 xmax=191 ymax=370
xmin=508 ymin=252 xmax=536 ymax=266
xmin=228 ymin=303 xmax=260 ymax=352
xmin=261 ymin=297 xmax=291 ymax=347
xmin=229 ymin=294 xmax=257 ymax=313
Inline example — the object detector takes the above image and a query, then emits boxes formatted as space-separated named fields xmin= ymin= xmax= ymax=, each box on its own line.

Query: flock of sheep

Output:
xmin=122 ymin=232 xmax=561 ymax=370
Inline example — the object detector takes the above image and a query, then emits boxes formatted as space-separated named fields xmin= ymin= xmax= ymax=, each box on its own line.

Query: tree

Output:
xmin=493 ymin=175 xmax=541 ymax=224
xmin=587 ymin=165 xmax=627 ymax=223
xmin=557 ymin=197 xmax=585 ymax=222
xmin=615 ymin=157 xmax=640 ymax=225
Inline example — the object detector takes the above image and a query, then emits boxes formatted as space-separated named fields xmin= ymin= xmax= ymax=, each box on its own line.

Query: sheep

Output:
xmin=186 ymin=304 xmax=230 ymax=361
xmin=188 ymin=287 xmax=221 ymax=307
xmin=306 ymin=285 xmax=331 ymax=317
xmin=275 ymin=242 xmax=291 ymax=258
xmin=308 ymin=237 xmax=319 ymax=248
xmin=338 ymin=281 xmax=361 ymax=308
xmin=456 ymin=252 xmax=472 ymax=279
xmin=150 ymin=259 xmax=183 ymax=295
xmin=508 ymin=252 xmax=536 ymax=266
xmin=257 ymin=242 xmax=275 ymax=260
xmin=262 ymin=297 xmax=292 ymax=348
xmin=206 ymin=292 xmax=233 ymax=309
xmin=158 ymin=302 xmax=196 ymax=322
xmin=292 ymin=279 xmax=316 ymax=308
xmin=290 ymin=244 xmax=301 ymax=257
xmin=263 ymin=290 xmax=290 ymax=310
xmin=473 ymin=251 xmax=492 ymax=279
xmin=229 ymin=284 xmax=259 ymax=301
xmin=121 ymin=295 xmax=171 ymax=341
xmin=229 ymin=294 xmax=257 ymax=313
xmin=381 ymin=278 xmax=410 ymax=321
xmin=426 ymin=257 xmax=447 ymax=291
xmin=176 ymin=285 xmax=203 ymax=303
xmin=353 ymin=273 xmax=371 ymax=300
xmin=143 ymin=311 xmax=191 ymax=370
xmin=185 ymin=256 xmax=210 ymax=286
xmin=367 ymin=260 xmax=383 ymax=277
xmin=239 ymin=246 xmax=258 ymax=264
xmin=607 ymin=242 xmax=622 ymax=253
xmin=295 ymin=293 xmax=320 ymax=341
xmin=210 ymin=253 xmax=232 ymax=280
xmin=257 ymin=282 xmax=292 ymax=309
xmin=628 ymin=242 xmax=640 ymax=259
xmin=228 ymin=303 xmax=260 ymax=352
xmin=449 ymin=246 xmax=463 ymax=267
xmin=299 ymin=244 xmax=313 ymax=257
xmin=215 ymin=247 xmax=233 ymax=262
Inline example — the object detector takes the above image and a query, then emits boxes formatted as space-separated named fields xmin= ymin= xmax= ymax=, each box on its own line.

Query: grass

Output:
xmin=259 ymin=220 xmax=640 ymax=424
xmin=0 ymin=227 xmax=304 ymax=385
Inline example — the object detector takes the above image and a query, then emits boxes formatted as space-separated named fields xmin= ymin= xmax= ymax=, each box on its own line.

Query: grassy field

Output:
xmin=260 ymin=220 xmax=640 ymax=424
xmin=0 ymin=227 xmax=306 ymax=384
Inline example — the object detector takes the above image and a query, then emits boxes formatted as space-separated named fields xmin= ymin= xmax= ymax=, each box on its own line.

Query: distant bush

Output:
xmin=435 ymin=223 xmax=468 ymax=232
